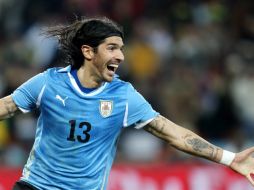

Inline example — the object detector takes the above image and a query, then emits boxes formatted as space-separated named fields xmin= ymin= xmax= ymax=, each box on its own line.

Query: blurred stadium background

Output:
xmin=0 ymin=0 xmax=254 ymax=189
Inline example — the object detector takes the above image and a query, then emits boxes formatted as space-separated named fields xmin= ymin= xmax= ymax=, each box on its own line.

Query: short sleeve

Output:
xmin=11 ymin=72 xmax=47 ymax=113
xmin=124 ymin=83 xmax=159 ymax=129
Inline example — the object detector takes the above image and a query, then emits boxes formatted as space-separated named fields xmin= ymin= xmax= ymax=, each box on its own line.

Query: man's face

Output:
xmin=92 ymin=36 xmax=124 ymax=82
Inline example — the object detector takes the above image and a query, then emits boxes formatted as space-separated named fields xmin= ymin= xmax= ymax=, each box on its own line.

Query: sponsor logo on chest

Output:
xmin=99 ymin=100 xmax=113 ymax=118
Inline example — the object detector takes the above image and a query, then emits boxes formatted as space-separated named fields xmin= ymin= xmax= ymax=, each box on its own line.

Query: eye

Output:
xmin=107 ymin=45 xmax=117 ymax=51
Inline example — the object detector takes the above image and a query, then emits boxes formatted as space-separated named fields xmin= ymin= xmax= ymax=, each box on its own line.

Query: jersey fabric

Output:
xmin=11 ymin=66 xmax=159 ymax=190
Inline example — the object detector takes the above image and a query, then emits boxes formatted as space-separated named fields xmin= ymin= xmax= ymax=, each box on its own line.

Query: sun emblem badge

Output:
xmin=99 ymin=100 xmax=113 ymax=118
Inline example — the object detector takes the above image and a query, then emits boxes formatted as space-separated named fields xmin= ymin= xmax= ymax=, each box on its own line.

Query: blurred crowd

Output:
xmin=0 ymin=0 xmax=254 ymax=167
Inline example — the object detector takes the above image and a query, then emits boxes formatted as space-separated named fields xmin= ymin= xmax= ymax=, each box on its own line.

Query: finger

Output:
xmin=246 ymin=174 xmax=254 ymax=186
xmin=243 ymin=147 xmax=254 ymax=156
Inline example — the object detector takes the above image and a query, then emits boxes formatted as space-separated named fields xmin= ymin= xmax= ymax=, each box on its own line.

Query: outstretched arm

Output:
xmin=144 ymin=115 xmax=222 ymax=162
xmin=144 ymin=115 xmax=254 ymax=186
xmin=0 ymin=95 xmax=19 ymax=121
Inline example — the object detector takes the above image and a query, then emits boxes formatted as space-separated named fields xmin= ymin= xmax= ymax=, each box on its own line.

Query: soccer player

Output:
xmin=0 ymin=17 xmax=254 ymax=190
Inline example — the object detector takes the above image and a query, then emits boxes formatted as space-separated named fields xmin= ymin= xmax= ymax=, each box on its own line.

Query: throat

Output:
xmin=71 ymin=68 xmax=101 ymax=92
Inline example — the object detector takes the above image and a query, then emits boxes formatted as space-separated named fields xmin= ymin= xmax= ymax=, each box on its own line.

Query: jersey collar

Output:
xmin=58 ymin=65 xmax=108 ymax=97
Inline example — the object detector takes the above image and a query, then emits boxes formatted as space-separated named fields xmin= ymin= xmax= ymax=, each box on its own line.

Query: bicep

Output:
xmin=0 ymin=95 xmax=19 ymax=120
xmin=125 ymin=83 xmax=159 ymax=128
xmin=144 ymin=115 xmax=193 ymax=146
xmin=144 ymin=115 xmax=180 ymax=143
xmin=12 ymin=72 xmax=47 ymax=111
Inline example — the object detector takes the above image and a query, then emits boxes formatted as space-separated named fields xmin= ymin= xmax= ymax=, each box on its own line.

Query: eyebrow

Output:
xmin=107 ymin=43 xmax=124 ymax=48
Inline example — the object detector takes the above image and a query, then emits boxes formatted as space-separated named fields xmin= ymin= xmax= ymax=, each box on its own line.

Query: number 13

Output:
xmin=67 ymin=120 xmax=91 ymax=143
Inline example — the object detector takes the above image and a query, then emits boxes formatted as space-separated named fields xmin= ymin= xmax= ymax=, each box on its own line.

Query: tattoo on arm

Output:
xmin=0 ymin=96 xmax=18 ymax=119
xmin=183 ymin=134 xmax=218 ymax=160
xmin=146 ymin=115 xmax=220 ymax=161
xmin=145 ymin=116 xmax=168 ymax=138
xmin=4 ymin=99 xmax=14 ymax=117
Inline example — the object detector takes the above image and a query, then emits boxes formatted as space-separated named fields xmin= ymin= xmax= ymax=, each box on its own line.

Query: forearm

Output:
xmin=170 ymin=126 xmax=223 ymax=163
xmin=145 ymin=115 xmax=223 ymax=163
xmin=0 ymin=95 xmax=18 ymax=120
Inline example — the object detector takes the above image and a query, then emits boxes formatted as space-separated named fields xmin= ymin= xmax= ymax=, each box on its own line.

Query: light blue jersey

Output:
xmin=11 ymin=66 xmax=159 ymax=190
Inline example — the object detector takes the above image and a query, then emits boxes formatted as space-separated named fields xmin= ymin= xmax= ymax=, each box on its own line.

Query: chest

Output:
xmin=40 ymin=85 xmax=126 ymax=142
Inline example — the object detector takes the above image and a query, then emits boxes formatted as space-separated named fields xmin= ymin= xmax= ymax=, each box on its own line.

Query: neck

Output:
xmin=77 ymin=66 xmax=103 ymax=88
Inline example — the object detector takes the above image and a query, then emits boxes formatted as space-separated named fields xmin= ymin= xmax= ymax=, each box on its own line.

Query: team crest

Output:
xmin=99 ymin=100 xmax=113 ymax=118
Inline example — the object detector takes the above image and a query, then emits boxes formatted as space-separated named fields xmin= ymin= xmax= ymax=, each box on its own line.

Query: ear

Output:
xmin=81 ymin=45 xmax=94 ymax=60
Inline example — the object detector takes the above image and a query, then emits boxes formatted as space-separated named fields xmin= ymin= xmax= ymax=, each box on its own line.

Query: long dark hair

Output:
xmin=44 ymin=16 xmax=124 ymax=69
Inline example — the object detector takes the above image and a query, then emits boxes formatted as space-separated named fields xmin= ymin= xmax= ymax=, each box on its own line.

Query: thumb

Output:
xmin=242 ymin=147 xmax=254 ymax=156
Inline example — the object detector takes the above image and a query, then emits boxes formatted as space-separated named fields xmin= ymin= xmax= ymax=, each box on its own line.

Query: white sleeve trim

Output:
xmin=123 ymin=102 xmax=128 ymax=127
xmin=18 ymin=107 xmax=30 ymax=113
xmin=36 ymin=84 xmax=46 ymax=107
xmin=134 ymin=118 xmax=155 ymax=129
xmin=123 ymin=102 xmax=157 ymax=129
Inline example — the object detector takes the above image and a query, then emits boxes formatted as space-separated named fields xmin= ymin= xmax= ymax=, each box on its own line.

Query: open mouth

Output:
xmin=107 ymin=64 xmax=118 ymax=72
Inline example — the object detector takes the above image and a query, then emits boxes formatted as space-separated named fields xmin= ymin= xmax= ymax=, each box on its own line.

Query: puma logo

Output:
xmin=55 ymin=95 xmax=68 ymax=106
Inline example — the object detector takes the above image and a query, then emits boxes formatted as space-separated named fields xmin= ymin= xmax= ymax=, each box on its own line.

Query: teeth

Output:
xmin=108 ymin=64 xmax=118 ymax=68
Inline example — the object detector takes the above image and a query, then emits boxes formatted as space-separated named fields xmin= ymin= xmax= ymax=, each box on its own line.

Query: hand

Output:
xmin=230 ymin=147 xmax=254 ymax=186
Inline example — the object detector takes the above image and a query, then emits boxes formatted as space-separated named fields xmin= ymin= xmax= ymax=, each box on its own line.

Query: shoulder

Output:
xmin=103 ymin=76 xmax=134 ymax=98
xmin=109 ymin=76 xmax=133 ymax=90
xmin=43 ymin=66 xmax=70 ymax=80
xmin=113 ymin=77 xmax=136 ymax=92
xmin=44 ymin=66 xmax=67 ymax=75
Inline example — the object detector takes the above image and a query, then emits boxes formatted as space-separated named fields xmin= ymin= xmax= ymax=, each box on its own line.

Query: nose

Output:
xmin=116 ymin=49 xmax=124 ymax=62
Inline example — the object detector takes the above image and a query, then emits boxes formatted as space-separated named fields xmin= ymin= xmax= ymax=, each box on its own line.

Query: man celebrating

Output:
xmin=0 ymin=17 xmax=254 ymax=190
